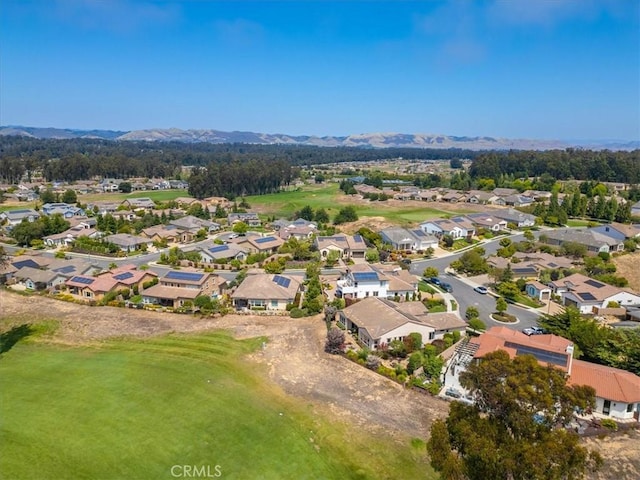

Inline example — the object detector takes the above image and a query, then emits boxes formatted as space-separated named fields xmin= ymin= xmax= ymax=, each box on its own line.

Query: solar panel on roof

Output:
xmin=53 ymin=265 xmax=75 ymax=274
xmin=13 ymin=259 xmax=39 ymax=269
xmin=353 ymin=235 xmax=364 ymax=243
xmin=353 ymin=272 xmax=379 ymax=282
xmin=578 ymin=292 xmax=596 ymax=301
xmin=165 ymin=271 xmax=204 ymax=282
xmin=209 ymin=245 xmax=229 ymax=253
xmin=113 ymin=271 xmax=134 ymax=281
xmin=71 ymin=276 xmax=94 ymax=285
xmin=585 ymin=279 xmax=604 ymax=289
xmin=272 ymin=275 xmax=291 ymax=288
xmin=255 ymin=236 xmax=276 ymax=244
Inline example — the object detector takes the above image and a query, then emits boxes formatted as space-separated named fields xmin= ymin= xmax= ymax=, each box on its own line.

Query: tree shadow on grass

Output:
xmin=0 ymin=324 xmax=33 ymax=356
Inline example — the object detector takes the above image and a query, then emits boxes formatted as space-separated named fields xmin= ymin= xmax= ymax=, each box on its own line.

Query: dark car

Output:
xmin=440 ymin=282 xmax=453 ymax=293
xmin=428 ymin=277 xmax=442 ymax=286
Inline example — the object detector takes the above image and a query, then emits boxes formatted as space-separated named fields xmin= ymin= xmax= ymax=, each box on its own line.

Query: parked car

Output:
xmin=441 ymin=282 xmax=453 ymax=293
xmin=523 ymin=326 xmax=546 ymax=336
xmin=473 ymin=285 xmax=488 ymax=294
xmin=428 ymin=277 xmax=442 ymax=286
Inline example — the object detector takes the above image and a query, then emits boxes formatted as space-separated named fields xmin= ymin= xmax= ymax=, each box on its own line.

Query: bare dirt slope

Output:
xmin=612 ymin=252 xmax=640 ymax=293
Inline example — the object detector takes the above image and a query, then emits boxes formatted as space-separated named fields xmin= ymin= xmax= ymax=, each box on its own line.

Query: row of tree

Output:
xmin=469 ymin=148 xmax=640 ymax=183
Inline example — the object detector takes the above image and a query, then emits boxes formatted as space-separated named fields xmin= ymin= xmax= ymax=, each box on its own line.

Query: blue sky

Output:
xmin=1 ymin=0 xmax=639 ymax=140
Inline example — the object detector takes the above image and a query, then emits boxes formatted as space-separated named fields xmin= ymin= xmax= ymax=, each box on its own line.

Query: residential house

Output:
xmin=272 ymin=218 xmax=318 ymax=231
xmin=65 ymin=275 xmax=118 ymax=301
xmin=486 ymin=256 xmax=539 ymax=279
xmin=0 ymin=262 xmax=18 ymax=285
xmin=142 ymin=270 xmax=222 ymax=308
xmin=11 ymin=254 xmax=51 ymax=270
xmin=231 ymin=273 xmax=300 ymax=311
xmin=511 ymin=251 xmax=576 ymax=272
xmin=227 ymin=212 xmax=261 ymax=227
xmin=197 ymin=244 xmax=248 ymax=263
xmin=44 ymin=224 xmax=100 ymax=247
xmin=416 ymin=188 xmax=443 ymax=202
xmin=315 ymin=234 xmax=367 ymax=260
xmin=97 ymin=265 xmax=158 ymax=293
xmin=87 ymin=202 xmax=119 ymax=216
xmin=100 ymin=178 xmax=122 ymax=192
xmin=336 ymin=264 xmax=389 ymax=299
xmin=632 ymin=200 xmax=640 ymax=217
xmin=168 ymin=180 xmax=189 ymax=189
xmin=140 ymin=225 xmax=180 ymax=244
xmin=522 ymin=190 xmax=553 ymax=202
xmin=278 ymin=225 xmax=318 ymax=241
xmin=441 ymin=190 xmax=467 ymax=203
xmin=495 ymin=194 xmax=534 ymax=207
xmin=492 ymin=187 xmax=519 ymax=197
xmin=354 ymin=184 xmax=383 ymax=196
xmin=549 ymin=273 xmax=640 ymax=314
xmin=489 ymin=208 xmax=537 ymax=228
xmin=168 ymin=215 xmax=221 ymax=242
xmin=466 ymin=190 xmax=499 ymax=205
xmin=338 ymin=297 xmax=466 ymax=350
xmin=525 ymin=280 xmax=552 ymax=301
xmin=245 ymin=235 xmax=285 ymax=255
xmin=13 ymin=266 xmax=67 ymax=291
xmin=379 ymin=227 xmax=438 ymax=251
xmin=465 ymin=212 xmax=508 ymax=232
xmin=0 ymin=208 xmax=40 ymax=227
xmin=419 ymin=216 xmax=475 ymax=240
xmin=47 ymin=258 xmax=96 ymax=278
xmin=41 ymin=202 xmax=85 ymax=218
xmin=372 ymin=263 xmax=420 ymax=299
xmin=103 ymin=233 xmax=154 ymax=253
xmin=121 ymin=197 xmax=156 ymax=211
xmin=443 ymin=326 xmax=640 ymax=421
xmin=542 ymin=229 xmax=624 ymax=255
xmin=590 ymin=223 xmax=640 ymax=242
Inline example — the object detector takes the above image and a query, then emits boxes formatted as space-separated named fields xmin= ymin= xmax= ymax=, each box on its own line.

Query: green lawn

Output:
xmin=0 ymin=326 xmax=433 ymax=480
xmin=565 ymin=219 xmax=601 ymax=227
xmin=247 ymin=184 xmax=462 ymax=225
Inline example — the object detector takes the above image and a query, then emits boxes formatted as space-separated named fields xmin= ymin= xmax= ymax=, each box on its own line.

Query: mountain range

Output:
xmin=1 ymin=125 xmax=637 ymax=151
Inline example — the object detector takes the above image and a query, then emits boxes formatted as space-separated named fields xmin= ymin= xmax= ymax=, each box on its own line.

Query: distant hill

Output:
xmin=1 ymin=125 xmax=637 ymax=150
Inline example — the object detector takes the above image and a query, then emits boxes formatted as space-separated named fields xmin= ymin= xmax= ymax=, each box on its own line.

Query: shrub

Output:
xmin=468 ymin=318 xmax=487 ymax=331
xmin=289 ymin=307 xmax=307 ymax=318
xmin=325 ymin=328 xmax=345 ymax=354
xmin=366 ymin=355 xmax=381 ymax=370
xmin=346 ymin=350 xmax=359 ymax=361
xmin=601 ymin=418 xmax=618 ymax=431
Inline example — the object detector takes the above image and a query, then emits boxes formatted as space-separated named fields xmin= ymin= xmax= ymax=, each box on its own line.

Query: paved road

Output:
xmin=410 ymin=233 xmax=544 ymax=332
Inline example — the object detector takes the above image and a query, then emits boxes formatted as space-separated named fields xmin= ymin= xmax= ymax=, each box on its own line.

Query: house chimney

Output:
xmin=566 ymin=344 xmax=574 ymax=376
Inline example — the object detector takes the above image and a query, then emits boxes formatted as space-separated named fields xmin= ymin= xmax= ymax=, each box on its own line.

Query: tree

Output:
xmin=296 ymin=205 xmax=314 ymax=221
xmin=465 ymin=306 xmax=479 ymax=320
xmin=449 ymin=249 xmax=489 ymax=275
xmin=40 ymin=188 xmax=56 ymax=204
xmin=333 ymin=206 xmax=358 ymax=224
xmin=62 ymin=189 xmax=77 ymax=204
xmin=232 ymin=221 xmax=248 ymax=235
xmin=423 ymin=266 xmax=439 ymax=279
xmin=118 ymin=182 xmax=132 ymax=193
xmin=496 ymin=281 xmax=520 ymax=300
xmin=325 ymin=328 xmax=345 ymax=354
xmin=314 ymin=208 xmax=330 ymax=224
xmin=468 ymin=318 xmax=486 ymax=331
xmin=495 ymin=297 xmax=508 ymax=314
xmin=427 ymin=350 xmax=601 ymax=480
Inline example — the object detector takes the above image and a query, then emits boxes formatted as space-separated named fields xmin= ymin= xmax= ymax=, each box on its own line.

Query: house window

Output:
xmin=373 ymin=291 xmax=378 ymax=297
xmin=271 ymin=300 xmax=278 ymax=307
xmin=429 ymin=332 xmax=435 ymax=340
xmin=627 ymin=403 xmax=634 ymax=413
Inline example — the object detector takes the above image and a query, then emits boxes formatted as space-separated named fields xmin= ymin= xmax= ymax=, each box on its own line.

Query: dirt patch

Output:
xmin=584 ymin=429 xmax=640 ymax=480
xmin=339 ymin=216 xmax=396 ymax=234
xmin=612 ymin=252 xmax=640 ymax=292
xmin=0 ymin=290 xmax=447 ymax=440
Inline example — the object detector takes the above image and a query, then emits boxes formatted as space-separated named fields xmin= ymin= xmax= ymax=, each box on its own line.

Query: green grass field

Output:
xmin=246 ymin=184 xmax=463 ymax=225
xmin=0 ymin=325 xmax=433 ymax=480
